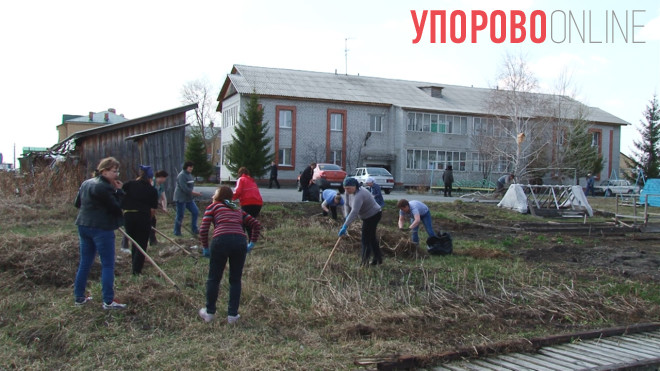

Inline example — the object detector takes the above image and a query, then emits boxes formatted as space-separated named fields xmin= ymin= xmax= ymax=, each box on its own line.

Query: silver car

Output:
xmin=351 ymin=167 xmax=394 ymax=194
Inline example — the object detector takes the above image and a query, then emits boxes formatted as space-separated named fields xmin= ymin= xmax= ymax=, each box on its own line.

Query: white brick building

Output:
xmin=217 ymin=65 xmax=628 ymax=187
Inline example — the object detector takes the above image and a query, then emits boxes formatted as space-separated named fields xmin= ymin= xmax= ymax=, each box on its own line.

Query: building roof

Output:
xmin=218 ymin=64 xmax=628 ymax=126
xmin=62 ymin=109 xmax=128 ymax=125
xmin=51 ymin=103 xmax=198 ymax=153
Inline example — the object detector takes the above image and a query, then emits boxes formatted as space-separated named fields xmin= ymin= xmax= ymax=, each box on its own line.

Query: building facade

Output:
xmin=217 ymin=65 xmax=628 ymax=187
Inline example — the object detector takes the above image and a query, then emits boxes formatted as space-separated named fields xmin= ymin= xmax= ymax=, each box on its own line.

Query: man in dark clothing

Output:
xmin=442 ymin=165 xmax=454 ymax=197
xmin=299 ymin=162 xmax=316 ymax=201
xmin=268 ymin=161 xmax=280 ymax=189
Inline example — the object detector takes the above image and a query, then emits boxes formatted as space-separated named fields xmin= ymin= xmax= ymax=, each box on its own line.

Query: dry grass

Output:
xmin=1 ymin=174 xmax=659 ymax=369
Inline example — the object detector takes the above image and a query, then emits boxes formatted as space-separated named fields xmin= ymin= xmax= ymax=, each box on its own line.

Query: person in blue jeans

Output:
xmin=396 ymin=199 xmax=437 ymax=245
xmin=173 ymin=161 xmax=202 ymax=236
xmin=73 ymin=156 xmax=127 ymax=310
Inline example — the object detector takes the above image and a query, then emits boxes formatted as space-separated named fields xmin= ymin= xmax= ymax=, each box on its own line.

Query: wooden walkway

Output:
xmin=433 ymin=330 xmax=660 ymax=370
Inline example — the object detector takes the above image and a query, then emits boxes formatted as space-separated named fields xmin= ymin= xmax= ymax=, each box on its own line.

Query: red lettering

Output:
xmin=490 ymin=10 xmax=506 ymax=43
xmin=411 ymin=10 xmax=427 ymax=44
xmin=470 ymin=10 xmax=488 ymax=43
xmin=530 ymin=10 xmax=546 ymax=43
xmin=510 ymin=10 xmax=526 ymax=43
xmin=450 ymin=10 xmax=466 ymax=43
xmin=430 ymin=10 xmax=447 ymax=43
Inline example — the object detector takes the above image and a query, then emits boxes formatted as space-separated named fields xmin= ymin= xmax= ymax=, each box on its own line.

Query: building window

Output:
xmin=222 ymin=145 xmax=229 ymax=165
xmin=591 ymin=131 xmax=601 ymax=147
xmin=330 ymin=150 xmax=342 ymax=166
xmin=407 ymin=112 xmax=466 ymax=134
xmin=330 ymin=113 xmax=343 ymax=131
xmin=279 ymin=110 xmax=292 ymax=128
xmin=406 ymin=149 xmax=466 ymax=170
xmin=369 ymin=115 xmax=383 ymax=132
xmin=278 ymin=148 xmax=292 ymax=166
xmin=222 ymin=106 xmax=239 ymax=128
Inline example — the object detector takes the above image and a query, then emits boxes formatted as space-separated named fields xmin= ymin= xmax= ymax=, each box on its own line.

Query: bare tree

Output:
xmin=487 ymin=52 xmax=552 ymax=181
xmin=180 ymin=78 xmax=220 ymax=166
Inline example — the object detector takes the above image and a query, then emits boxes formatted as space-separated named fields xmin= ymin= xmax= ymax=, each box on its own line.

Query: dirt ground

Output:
xmin=269 ymin=201 xmax=660 ymax=282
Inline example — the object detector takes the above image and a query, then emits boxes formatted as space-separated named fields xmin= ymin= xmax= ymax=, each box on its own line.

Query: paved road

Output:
xmin=196 ymin=185 xmax=461 ymax=203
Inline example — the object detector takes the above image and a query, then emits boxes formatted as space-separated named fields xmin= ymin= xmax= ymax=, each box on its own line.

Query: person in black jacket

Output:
xmin=268 ymin=161 xmax=280 ymax=189
xmin=442 ymin=165 xmax=454 ymax=197
xmin=122 ymin=165 xmax=159 ymax=275
xmin=299 ymin=162 xmax=316 ymax=201
xmin=73 ymin=157 xmax=127 ymax=310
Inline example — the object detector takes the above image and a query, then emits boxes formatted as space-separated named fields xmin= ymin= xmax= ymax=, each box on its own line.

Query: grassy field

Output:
xmin=1 ymin=172 xmax=659 ymax=369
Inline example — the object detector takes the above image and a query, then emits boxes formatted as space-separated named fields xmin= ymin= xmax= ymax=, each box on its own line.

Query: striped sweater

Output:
xmin=199 ymin=202 xmax=261 ymax=248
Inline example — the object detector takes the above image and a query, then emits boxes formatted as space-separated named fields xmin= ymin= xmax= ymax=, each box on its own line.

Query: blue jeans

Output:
xmin=74 ymin=225 xmax=116 ymax=304
xmin=411 ymin=212 xmax=437 ymax=244
xmin=174 ymin=201 xmax=199 ymax=235
xmin=205 ymin=234 xmax=247 ymax=316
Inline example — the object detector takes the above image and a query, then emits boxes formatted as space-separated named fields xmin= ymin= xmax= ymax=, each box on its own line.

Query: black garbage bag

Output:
xmin=427 ymin=233 xmax=453 ymax=255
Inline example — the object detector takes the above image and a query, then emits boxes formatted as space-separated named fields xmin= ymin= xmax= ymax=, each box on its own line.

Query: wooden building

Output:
xmin=51 ymin=103 xmax=198 ymax=200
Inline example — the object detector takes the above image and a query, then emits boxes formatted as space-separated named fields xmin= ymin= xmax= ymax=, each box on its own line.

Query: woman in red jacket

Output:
xmin=233 ymin=167 xmax=263 ymax=240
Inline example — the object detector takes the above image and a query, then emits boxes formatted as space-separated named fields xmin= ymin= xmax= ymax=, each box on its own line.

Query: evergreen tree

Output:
xmin=561 ymin=118 xmax=604 ymax=182
xmin=225 ymin=94 xmax=273 ymax=178
xmin=185 ymin=129 xmax=213 ymax=178
xmin=628 ymin=95 xmax=660 ymax=181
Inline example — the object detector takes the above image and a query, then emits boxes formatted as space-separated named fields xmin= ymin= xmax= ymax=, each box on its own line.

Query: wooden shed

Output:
xmin=51 ymin=103 xmax=198 ymax=201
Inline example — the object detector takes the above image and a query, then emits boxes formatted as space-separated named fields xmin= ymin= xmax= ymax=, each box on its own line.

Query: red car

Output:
xmin=313 ymin=163 xmax=346 ymax=190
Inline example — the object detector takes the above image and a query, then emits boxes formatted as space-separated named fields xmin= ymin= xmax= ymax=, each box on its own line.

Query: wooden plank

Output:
xmin=617 ymin=333 xmax=660 ymax=349
xmin=539 ymin=347 xmax=604 ymax=367
xmin=504 ymin=353 xmax=576 ymax=371
xmin=551 ymin=345 xmax=619 ymax=365
xmin=563 ymin=342 xmax=637 ymax=363
xmin=496 ymin=354 xmax=561 ymax=370
xmin=597 ymin=336 xmax=660 ymax=356
xmin=436 ymin=364 xmax=475 ymax=371
xmin=465 ymin=359 xmax=515 ymax=370
xmin=465 ymin=357 xmax=529 ymax=370
xmin=595 ymin=338 xmax=660 ymax=358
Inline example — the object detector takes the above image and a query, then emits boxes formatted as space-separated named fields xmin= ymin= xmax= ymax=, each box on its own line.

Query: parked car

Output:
xmin=313 ymin=163 xmax=347 ymax=190
xmin=350 ymin=167 xmax=394 ymax=194
xmin=594 ymin=179 xmax=640 ymax=197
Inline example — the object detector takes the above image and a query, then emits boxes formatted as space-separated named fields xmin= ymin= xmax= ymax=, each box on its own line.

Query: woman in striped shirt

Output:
xmin=198 ymin=186 xmax=261 ymax=324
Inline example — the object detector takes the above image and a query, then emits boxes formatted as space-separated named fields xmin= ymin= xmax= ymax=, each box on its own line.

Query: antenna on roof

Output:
xmin=345 ymin=37 xmax=353 ymax=76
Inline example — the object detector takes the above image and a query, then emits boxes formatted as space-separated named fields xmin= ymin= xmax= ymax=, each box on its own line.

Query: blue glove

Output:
xmin=338 ymin=225 xmax=348 ymax=236
xmin=247 ymin=242 xmax=255 ymax=253
xmin=202 ymin=247 xmax=210 ymax=257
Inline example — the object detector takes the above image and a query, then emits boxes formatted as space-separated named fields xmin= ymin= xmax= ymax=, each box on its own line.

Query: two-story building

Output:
xmin=217 ymin=64 xmax=628 ymax=187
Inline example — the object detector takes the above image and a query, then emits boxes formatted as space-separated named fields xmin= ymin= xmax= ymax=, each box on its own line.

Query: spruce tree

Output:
xmin=562 ymin=118 xmax=604 ymax=181
xmin=185 ymin=129 xmax=213 ymax=179
xmin=629 ymin=95 xmax=660 ymax=181
xmin=225 ymin=94 xmax=273 ymax=178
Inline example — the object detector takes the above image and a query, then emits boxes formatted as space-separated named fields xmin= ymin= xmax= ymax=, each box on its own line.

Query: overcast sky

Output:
xmin=1 ymin=0 xmax=658 ymax=168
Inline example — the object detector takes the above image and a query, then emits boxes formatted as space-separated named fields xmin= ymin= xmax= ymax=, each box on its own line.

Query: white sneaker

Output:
xmin=121 ymin=248 xmax=131 ymax=255
xmin=199 ymin=308 xmax=215 ymax=323
xmin=103 ymin=300 xmax=127 ymax=310
xmin=227 ymin=314 xmax=240 ymax=324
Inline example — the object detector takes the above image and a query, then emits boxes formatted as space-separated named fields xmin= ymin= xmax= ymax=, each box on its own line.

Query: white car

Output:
xmin=594 ymin=179 xmax=640 ymax=197
xmin=350 ymin=167 xmax=394 ymax=194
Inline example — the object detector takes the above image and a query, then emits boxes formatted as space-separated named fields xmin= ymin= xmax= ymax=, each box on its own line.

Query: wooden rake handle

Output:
xmin=319 ymin=236 xmax=343 ymax=278
xmin=119 ymin=228 xmax=179 ymax=290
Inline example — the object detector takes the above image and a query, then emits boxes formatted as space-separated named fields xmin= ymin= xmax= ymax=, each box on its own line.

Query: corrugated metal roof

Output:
xmin=50 ymin=103 xmax=198 ymax=153
xmin=223 ymin=64 xmax=628 ymax=126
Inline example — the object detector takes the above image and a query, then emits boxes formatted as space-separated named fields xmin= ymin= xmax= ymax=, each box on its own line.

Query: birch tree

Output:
xmin=487 ymin=52 xmax=552 ymax=181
